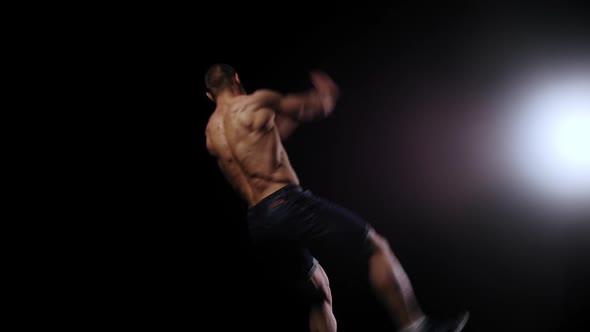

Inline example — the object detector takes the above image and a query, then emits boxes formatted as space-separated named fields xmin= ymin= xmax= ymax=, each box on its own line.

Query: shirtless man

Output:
xmin=204 ymin=63 xmax=468 ymax=332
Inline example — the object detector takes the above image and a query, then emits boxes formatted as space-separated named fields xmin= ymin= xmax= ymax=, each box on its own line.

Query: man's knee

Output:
xmin=308 ymin=283 xmax=329 ymax=306
xmin=366 ymin=228 xmax=393 ymax=256
xmin=309 ymin=301 xmax=337 ymax=332
xmin=307 ymin=264 xmax=332 ymax=306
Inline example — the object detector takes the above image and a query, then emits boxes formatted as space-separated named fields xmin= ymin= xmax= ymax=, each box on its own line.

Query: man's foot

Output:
xmin=400 ymin=312 xmax=469 ymax=332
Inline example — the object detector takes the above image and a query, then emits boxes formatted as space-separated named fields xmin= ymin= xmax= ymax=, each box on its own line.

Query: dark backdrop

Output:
xmin=120 ymin=3 xmax=590 ymax=331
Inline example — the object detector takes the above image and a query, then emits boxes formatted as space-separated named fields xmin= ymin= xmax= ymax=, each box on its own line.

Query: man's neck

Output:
xmin=216 ymin=86 xmax=245 ymax=102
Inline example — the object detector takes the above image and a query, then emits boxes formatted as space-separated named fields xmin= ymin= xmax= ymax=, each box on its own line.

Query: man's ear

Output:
xmin=206 ymin=91 xmax=214 ymax=102
xmin=234 ymin=73 xmax=241 ymax=84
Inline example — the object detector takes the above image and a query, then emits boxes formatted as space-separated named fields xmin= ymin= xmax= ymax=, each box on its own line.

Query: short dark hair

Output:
xmin=205 ymin=63 xmax=237 ymax=98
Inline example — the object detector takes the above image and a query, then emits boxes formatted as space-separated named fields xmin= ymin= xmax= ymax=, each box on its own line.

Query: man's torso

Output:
xmin=206 ymin=93 xmax=299 ymax=206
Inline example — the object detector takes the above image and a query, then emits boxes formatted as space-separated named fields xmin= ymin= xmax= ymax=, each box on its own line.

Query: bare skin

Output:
xmin=205 ymin=70 xmax=424 ymax=331
xmin=205 ymin=71 xmax=336 ymax=207
xmin=309 ymin=264 xmax=337 ymax=332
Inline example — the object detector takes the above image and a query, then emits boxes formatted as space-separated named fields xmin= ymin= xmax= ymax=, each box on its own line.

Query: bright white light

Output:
xmin=507 ymin=71 xmax=590 ymax=207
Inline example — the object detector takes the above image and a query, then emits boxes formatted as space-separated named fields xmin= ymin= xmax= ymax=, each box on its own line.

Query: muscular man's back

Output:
xmin=205 ymin=93 xmax=300 ymax=206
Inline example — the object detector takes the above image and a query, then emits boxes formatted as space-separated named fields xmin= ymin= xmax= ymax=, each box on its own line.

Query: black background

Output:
xmin=108 ymin=2 xmax=590 ymax=331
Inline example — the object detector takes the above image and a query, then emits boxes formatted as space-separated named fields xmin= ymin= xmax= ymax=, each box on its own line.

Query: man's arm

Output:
xmin=274 ymin=114 xmax=300 ymax=141
xmin=253 ymin=71 xmax=340 ymax=123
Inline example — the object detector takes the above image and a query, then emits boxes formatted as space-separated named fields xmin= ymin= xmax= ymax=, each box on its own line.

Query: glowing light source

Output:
xmin=506 ymin=70 xmax=590 ymax=207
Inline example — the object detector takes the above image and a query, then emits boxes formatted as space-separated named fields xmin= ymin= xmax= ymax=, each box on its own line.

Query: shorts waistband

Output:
xmin=248 ymin=184 xmax=304 ymax=213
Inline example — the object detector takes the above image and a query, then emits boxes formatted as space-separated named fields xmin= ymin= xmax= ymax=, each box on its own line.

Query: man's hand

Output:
xmin=253 ymin=70 xmax=340 ymax=122
xmin=309 ymin=70 xmax=340 ymax=117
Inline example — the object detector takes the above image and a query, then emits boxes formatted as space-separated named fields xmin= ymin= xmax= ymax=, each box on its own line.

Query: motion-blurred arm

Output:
xmin=252 ymin=70 xmax=340 ymax=140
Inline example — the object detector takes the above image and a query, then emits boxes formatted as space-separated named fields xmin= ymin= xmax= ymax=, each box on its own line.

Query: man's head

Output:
xmin=205 ymin=63 xmax=243 ymax=102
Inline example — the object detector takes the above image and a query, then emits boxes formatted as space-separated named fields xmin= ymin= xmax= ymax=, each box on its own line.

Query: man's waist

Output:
xmin=249 ymin=184 xmax=304 ymax=210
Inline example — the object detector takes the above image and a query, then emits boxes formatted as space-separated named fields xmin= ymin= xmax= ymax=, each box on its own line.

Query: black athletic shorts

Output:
xmin=247 ymin=184 xmax=372 ymax=287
